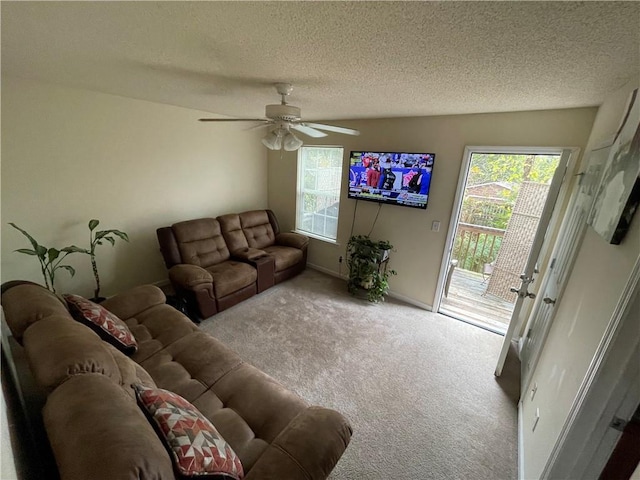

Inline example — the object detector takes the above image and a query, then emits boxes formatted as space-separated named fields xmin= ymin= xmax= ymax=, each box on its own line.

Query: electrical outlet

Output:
xmin=339 ymin=256 xmax=343 ymax=263
xmin=431 ymin=221 xmax=441 ymax=232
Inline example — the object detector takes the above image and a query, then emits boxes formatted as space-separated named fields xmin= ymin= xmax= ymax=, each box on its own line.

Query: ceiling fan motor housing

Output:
xmin=265 ymin=104 xmax=301 ymax=122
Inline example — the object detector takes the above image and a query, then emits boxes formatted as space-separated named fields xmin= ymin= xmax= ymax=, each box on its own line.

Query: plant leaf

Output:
xmin=104 ymin=236 xmax=115 ymax=246
xmin=36 ymin=244 xmax=47 ymax=259
xmin=15 ymin=248 xmax=37 ymax=255
xmin=61 ymin=245 xmax=89 ymax=254
xmin=110 ymin=230 xmax=129 ymax=242
xmin=59 ymin=265 xmax=76 ymax=277
xmin=48 ymin=248 xmax=60 ymax=262
xmin=8 ymin=223 xmax=40 ymax=250
xmin=89 ymin=219 xmax=100 ymax=231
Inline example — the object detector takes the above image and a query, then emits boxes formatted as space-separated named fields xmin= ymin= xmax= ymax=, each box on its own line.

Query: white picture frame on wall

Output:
xmin=588 ymin=88 xmax=640 ymax=245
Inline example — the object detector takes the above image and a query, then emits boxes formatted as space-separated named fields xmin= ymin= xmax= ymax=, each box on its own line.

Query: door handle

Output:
xmin=510 ymin=287 xmax=536 ymax=299
xmin=543 ymin=297 xmax=556 ymax=305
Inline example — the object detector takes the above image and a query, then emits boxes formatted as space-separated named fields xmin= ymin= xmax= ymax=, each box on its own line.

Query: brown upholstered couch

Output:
xmin=1 ymin=281 xmax=351 ymax=480
xmin=157 ymin=209 xmax=309 ymax=320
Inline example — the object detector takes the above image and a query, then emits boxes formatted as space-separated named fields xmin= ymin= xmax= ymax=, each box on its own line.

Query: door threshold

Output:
xmin=438 ymin=308 xmax=507 ymax=336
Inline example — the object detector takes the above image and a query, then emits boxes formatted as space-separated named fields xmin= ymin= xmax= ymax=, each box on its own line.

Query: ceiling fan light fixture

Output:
xmin=261 ymin=129 xmax=283 ymax=150
xmin=200 ymin=84 xmax=360 ymax=148
xmin=283 ymin=131 xmax=303 ymax=151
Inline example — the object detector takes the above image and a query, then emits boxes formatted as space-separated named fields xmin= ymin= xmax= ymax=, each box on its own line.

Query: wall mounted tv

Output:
xmin=348 ymin=151 xmax=436 ymax=209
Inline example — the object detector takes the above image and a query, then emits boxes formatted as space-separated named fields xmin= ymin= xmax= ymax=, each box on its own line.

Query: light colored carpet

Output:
xmin=200 ymin=269 xmax=519 ymax=480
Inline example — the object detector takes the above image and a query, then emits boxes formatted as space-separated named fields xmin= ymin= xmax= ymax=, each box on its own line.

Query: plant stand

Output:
xmin=346 ymin=235 xmax=396 ymax=303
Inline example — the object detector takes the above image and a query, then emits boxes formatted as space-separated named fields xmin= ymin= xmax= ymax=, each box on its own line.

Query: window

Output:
xmin=296 ymin=146 xmax=344 ymax=241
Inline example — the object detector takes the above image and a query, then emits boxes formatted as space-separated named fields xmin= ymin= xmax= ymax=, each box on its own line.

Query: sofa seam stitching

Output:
xmin=272 ymin=444 xmax=312 ymax=480
xmin=190 ymin=360 xmax=245 ymax=404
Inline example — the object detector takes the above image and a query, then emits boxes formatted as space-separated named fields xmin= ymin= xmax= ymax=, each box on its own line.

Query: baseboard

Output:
xmin=518 ymin=401 xmax=525 ymax=480
xmin=387 ymin=290 xmax=433 ymax=311
xmin=307 ymin=263 xmax=348 ymax=280
xmin=307 ymin=263 xmax=433 ymax=311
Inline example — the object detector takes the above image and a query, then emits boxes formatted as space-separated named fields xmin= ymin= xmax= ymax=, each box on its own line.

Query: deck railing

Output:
xmin=452 ymin=222 xmax=505 ymax=273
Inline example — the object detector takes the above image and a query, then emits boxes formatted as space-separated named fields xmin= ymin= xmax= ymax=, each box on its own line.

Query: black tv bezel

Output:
xmin=347 ymin=150 xmax=436 ymax=210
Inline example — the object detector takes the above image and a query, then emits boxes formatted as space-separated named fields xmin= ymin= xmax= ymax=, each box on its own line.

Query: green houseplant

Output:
xmin=84 ymin=219 xmax=129 ymax=301
xmin=346 ymin=235 xmax=397 ymax=303
xmin=9 ymin=223 xmax=85 ymax=293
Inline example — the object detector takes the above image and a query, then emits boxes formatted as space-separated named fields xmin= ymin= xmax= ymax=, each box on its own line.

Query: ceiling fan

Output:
xmin=199 ymin=83 xmax=360 ymax=151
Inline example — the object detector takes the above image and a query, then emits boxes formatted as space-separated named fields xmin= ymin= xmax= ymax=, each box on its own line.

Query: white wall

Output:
xmin=521 ymin=78 xmax=640 ymax=478
xmin=1 ymin=78 xmax=268 ymax=296
xmin=268 ymin=108 xmax=596 ymax=307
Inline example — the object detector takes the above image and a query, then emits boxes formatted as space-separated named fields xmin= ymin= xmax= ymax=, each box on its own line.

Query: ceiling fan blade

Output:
xmin=301 ymin=123 xmax=360 ymax=136
xmin=198 ymin=118 xmax=268 ymax=122
xmin=291 ymin=124 xmax=328 ymax=138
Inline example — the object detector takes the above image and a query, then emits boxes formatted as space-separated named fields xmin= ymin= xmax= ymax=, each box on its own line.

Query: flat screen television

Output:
xmin=348 ymin=151 xmax=436 ymax=209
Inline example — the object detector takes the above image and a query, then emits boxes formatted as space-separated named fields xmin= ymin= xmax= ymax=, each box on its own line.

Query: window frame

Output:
xmin=295 ymin=145 xmax=345 ymax=244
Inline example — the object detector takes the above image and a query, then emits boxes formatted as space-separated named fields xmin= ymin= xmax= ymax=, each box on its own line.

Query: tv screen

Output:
xmin=348 ymin=151 xmax=436 ymax=209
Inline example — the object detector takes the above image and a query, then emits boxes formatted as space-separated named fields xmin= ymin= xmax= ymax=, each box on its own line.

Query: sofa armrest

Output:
xmin=44 ymin=375 xmax=175 ymax=480
xmin=276 ymin=232 xmax=309 ymax=250
xmin=245 ymin=406 xmax=352 ymax=480
xmin=169 ymin=264 xmax=213 ymax=289
xmin=100 ymin=285 xmax=166 ymax=320
xmin=232 ymin=247 xmax=268 ymax=262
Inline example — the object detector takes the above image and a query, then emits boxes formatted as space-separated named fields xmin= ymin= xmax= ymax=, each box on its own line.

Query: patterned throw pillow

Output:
xmin=63 ymin=293 xmax=138 ymax=355
xmin=134 ymin=385 xmax=244 ymax=479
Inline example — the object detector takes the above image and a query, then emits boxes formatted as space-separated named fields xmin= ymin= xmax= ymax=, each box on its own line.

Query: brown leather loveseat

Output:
xmin=157 ymin=209 xmax=308 ymax=320
xmin=1 ymin=281 xmax=351 ymax=479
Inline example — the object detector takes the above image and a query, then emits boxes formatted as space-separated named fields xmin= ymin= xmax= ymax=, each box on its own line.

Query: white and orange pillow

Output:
xmin=134 ymin=384 xmax=244 ymax=479
xmin=63 ymin=293 xmax=138 ymax=355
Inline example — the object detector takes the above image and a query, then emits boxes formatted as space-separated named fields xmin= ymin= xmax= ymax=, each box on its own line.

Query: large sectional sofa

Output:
xmin=157 ymin=209 xmax=309 ymax=320
xmin=1 ymin=280 xmax=352 ymax=479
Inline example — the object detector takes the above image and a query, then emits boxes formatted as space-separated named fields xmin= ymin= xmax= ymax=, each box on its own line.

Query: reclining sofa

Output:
xmin=157 ymin=209 xmax=309 ymax=320
xmin=1 ymin=281 xmax=352 ymax=480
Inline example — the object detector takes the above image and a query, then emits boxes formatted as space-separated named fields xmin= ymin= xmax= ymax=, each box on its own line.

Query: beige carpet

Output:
xmin=200 ymin=269 xmax=520 ymax=479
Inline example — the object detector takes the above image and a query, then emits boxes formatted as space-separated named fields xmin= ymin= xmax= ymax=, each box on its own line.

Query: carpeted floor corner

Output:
xmin=200 ymin=269 xmax=519 ymax=480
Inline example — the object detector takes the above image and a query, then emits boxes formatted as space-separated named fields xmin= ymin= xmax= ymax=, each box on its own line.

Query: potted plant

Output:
xmin=9 ymin=223 xmax=85 ymax=293
xmin=346 ymin=235 xmax=396 ymax=302
xmin=84 ymin=219 xmax=129 ymax=301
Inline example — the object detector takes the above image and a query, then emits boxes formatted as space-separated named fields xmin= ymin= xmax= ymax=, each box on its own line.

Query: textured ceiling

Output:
xmin=2 ymin=1 xmax=638 ymax=121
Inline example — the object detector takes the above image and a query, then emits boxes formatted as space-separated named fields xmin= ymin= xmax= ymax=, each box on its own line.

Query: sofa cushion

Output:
xmin=263 ymin=246 xmax=304 ymax=272
xmin=207 ymin=363 xmax=307 ymax=445
xmin=134 ymin=384 xmax=244 ymax=480
xmin=239 ymin=210 xmax=276 ymax=250
xmin=206 ymin=261 xmax=257 ymax=298
xmin=218 ymin=214 xmax=250 ymax=253
xmin=126 ymin=303 xmax=200 ymax=363
xmin=138 ymin=331 xmax=243 ymax=403
xmin=173 ymin=218 xmax=231 ymax=268
xmin=100 ymin=284 xmax=167 ymax=320
xmin=64 ymin=294 xmax=138 ymax=355
xmin=1 ymin=283 xmax=70 ymax=342
xmin=23 ymin=316 xmax=122 ymax=391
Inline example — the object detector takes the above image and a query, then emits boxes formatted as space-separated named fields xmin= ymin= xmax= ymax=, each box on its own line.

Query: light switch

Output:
xmin=431 ymin=221 xmax=441 ymax=232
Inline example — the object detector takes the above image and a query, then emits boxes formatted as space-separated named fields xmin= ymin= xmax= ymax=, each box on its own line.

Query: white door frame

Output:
xmin=433 ymin=146 xmax=569 ymax=324
xmin=519 ymin=144 xmax=600 ymax=392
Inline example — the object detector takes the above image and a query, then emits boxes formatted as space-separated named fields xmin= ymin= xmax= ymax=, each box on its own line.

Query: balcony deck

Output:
xmin=440 ymin=267 xmax=514 ymax=332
